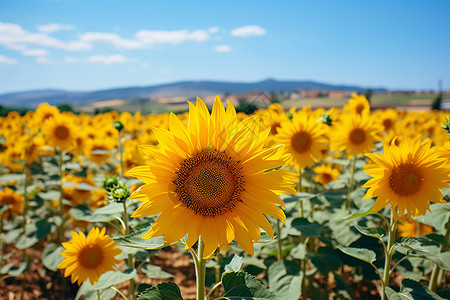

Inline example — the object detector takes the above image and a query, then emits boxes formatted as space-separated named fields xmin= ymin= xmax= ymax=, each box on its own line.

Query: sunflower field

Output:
xmin=0 ymin=95 xmax=449 ymax=300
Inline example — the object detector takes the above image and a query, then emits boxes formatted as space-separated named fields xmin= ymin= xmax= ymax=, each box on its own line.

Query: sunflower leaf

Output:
xmin=386 ymin=279 xmax=445 ymax=300
xmin=91 ymin=268 xmax=137 ymax=290
xmin=42 ymin=243 xmax=64 ymax=271
xmin=337 ymin=246 xmax=376 ymax=264
xmin=396 ymin=237 xmax=429 ymax=255
xmin=280 ymin=192 xmax=317 ymax=204
xmin=290 ymin=218 xmax=322 ymax=237
xmin=224 ymin=255 xmax=244 ymax=274
xmin=222 ymin=271 xmax=280 ymax=299
xmin=268 ymin=260 xmax=303 ymax=300
xmin=141 ymin=264 xmax=173 ymax=279
xmin=136 ymin=282 xmax=183 ymax=300
xmin=354 ymin=225 xmax=385 ymax=239
xmin=309 ymin=246 xmax=342 ymax=275
xmin=342 ymin=203 xmax=376 ymax=220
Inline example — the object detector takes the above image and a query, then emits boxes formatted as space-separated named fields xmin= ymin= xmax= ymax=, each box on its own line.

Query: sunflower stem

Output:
xmin=122 ymin=199 xmax=135 ymax=299
xmin=97 ymin=289 xmax=101 ymax=300
xmin=276 ymin=219 xmax=283 ymax=260
xmin=206 ymin=281 xmax=222 ymax=300
xmin=214 ymin=253 xmax=221 ymax=297
xmin=381 ymin=213 xmax=397 ymax=300
xmin=110 ymin=286 xmax=128 ymax=300
xmin=0 ymin=214 xmax=4 ymax=268
xmin=298 ymin=169 xmax=304 ymax=218
xmin=118 ymin=130 xmax=124 ymax=179
xmin=429 ymin=215 xmax=450 ymax=291
xmin=194 ymin=237 xmax=206 ymax=300
xmin=21 ymin=162 xmax=29 ymax=234
xmin=346 ymin=157 xmax=356 ymax=212
xmin=57 ymin=150 xmax=65 ymax=242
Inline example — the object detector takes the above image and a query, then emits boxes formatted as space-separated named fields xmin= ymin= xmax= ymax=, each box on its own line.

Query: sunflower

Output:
xmin=42 ymin=114 xmax=77 ymax=150
xmin=313 ymin=164 xmax=340 ymax=187
xmin=274 ymin=110 xmax=328 ymax=170
xmin=0 ymin=187 xmax=24 ymax=218
xmin=58 ymin=227 xmax=122 ymax=285
xmin=343 ymin=94 xmax=370 ymax=115
xmin=126 ymin=97 xmax=295 ymax=258
xmin=363 ymin=137 xmax=450 ymax=219
xmin=332 ymin=113 xmax=381 ymax=158
xmin=34 ymin=103 xmax=60 ymax=123
xmin=398 ymin=219 xmax=433 ymax=237
xmin=85 ymin=138 xmax=115 ymax=165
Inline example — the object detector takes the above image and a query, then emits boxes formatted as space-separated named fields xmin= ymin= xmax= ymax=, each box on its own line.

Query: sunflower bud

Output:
xmin=113 ymin=121 xmax=124 ymax=132
xmin=320 ymin=113 xmax=333 ymax=126
xmin=103 ymin=176 xmax=119 ymax=192
xmin=440 ymin=117 xmax=450 ymax=134
xmin=111 ymin=184 xmax=130 ymax=203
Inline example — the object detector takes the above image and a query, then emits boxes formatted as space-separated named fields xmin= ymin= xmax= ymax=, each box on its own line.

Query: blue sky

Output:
xmin=0 ymin=0 xmax=449 ymax=94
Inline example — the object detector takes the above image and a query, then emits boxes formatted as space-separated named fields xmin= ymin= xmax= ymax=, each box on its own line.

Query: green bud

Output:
xmin=113 ymin=121 xmax=124 ymax=132
xmin=103 ymin=176 xmax=119 ymax=192
xmin=287 ymin=112 xmax=293 ymax=120
xmin=111 ymin=184 xmax=130 ymax=203
xmin=440 ymin=117 xmax=450 ymax=134
xmin=320 ymin=113 xmax=333 ymax=126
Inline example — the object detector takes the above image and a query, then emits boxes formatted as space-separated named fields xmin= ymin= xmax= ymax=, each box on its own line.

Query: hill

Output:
xmin=0 ymin=79 xmax=386 ymax=108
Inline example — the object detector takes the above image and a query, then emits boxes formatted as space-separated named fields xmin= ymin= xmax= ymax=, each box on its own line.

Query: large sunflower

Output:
xmin=332 ymin=113 xmax=381 ymax=158
xmin=274 ymin=110 xmax=328 ymax=170
xmin=0 ymin=187 xmax=24 ymax=218
xmin=127 ymin=97 xmax=295 ymax=258
xmin=363 ymin=137 xmax=450 ymax=219
xmin=42 ymin=114 xmax=77 ymax=150
xmin=58 ymin=227 xmax=122 ymax=285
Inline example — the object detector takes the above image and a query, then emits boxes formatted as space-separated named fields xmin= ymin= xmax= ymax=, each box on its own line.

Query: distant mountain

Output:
xmin=0 ymin=79 xmax=387 ymax=108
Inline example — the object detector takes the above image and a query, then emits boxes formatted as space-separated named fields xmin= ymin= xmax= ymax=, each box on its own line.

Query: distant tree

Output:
xmin=236 ymin=98 xmax=257 ymax=114
xmin=431 ymin=92 xmax=442 ymax=110
xmin=365 ymin=89 xmax=372 ymax=104
xmin=57 ymin=103 xmax=74 ymax=112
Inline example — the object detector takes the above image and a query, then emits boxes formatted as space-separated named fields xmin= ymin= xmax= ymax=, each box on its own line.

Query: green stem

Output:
xmin=97 ymin=289 xmax=101 ymax=300
xmin=206 ymin=281 xmax=222 ymax=300
xmin=429 ymin=216 xmax=450 ymax=291
xmin=110 ymin=286 xmax=128 ymax=300
xmin=346 ymin=157 xmax=356 ymax=212
xmin=0 ymin=214 xmax=4 ymax=268
xmin=58 ymin=150 xmax=65 ymax=242
xmin=214 ymin=252 xmax=221 ymax=297
xmin=298 ymin=169 xmax=304 ymax=218
xmin=122 ymin=200 xmax=135 ymax=299
xmin=118 ymin=130 xmax=124 ymax=179
xmin=22 ymin=162 xmax=29 ymax=233
xmin=276 ymin=219 xmax=283 ymax=261
xmin=194 ymin=237 xmax=206 ymax=300
xmin=381 ymin=214 xmax=397 ymax=300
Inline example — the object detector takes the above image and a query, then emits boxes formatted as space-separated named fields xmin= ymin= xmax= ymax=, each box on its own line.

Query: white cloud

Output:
xmin=0 ymin=22 xmax=91 ymax=51
xmin=80 ymin=32 xmax=141 ymax=50
xmin=37 ymin=23 xmax=75 ymax=33
xmin=231 ymin=25 xmax=266 ymax=37
xmin=65 ymin=56 xmax=79 ymax=63
xmin=208 ymin=26 xmax=219 ymax=34
xmin=214 ymin=45 xmax=231 ymax=53
xmin=0 ymin=54 xmax=18 ymax=65
xmin=135 ymin=29 xmax=209 ymax=45
xmin=22 ymin=48 xmax=49 ymax=56
xmin=88 ymin=54 xmax=128 ymax=64
xmin=36 ymin=57 xmax=53 ymax=64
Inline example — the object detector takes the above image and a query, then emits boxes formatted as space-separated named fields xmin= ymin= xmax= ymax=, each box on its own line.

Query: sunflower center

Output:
xmin=174 ymin=150 xmax=243 ymax=217
xmin=382 ymin=119 xmax=393 ymax=131
xmin=291 ymin=131 xmax=312 ymax=153
xmin=321 ymin=173 xmax=333 ymax=184
xmin=54 ymin=125 xmax=70 ymax=140
xmin=78 ymin=244 xmax=104 ymax=269
xmin=356 ymin=104 xmax=365 ymax=114
xmin=1 ymin=196 xmax=15 ymax=205
xmin=349 ymin=128 xmax=366 ymax=145
xmin=389 ymin=163 xmax=423 ymax=196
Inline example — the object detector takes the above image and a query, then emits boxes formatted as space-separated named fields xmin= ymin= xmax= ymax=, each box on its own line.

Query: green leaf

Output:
xmin=136 ymin=282 xmax=183 ymax=300
xmin=256 ymin=232 xmax=272 ymax=244
xmin=280 ymin=192 xmax=317 ymax=204
xmin=75 ymin=281 xmax=117 ymax=300
xmin=113 ymin=229 xmax=168 ymax=250
xmin=396 ymin=237 xmax=429 ymax=255
xmin=291 ymin=218 xmax=322 ymax=237
xmin=8 ymin=261 xmax=28 ymax=277
xmin=342 ymin=203 xmax=376 ymax=220
xmin=386 ymin=279 xmax=445 ymax=300
xmin=422 ymin=202 xmax=450 ymax=233
xmin=36 ymin=219 xmax=54 ymax=239
xmin=141 ymin=264 xmax=173 ymax=279
xmin=222 ymin=271 xmax=279 ymax=299
xmin=242 ymin=256 xmax=267 ymax=270
xmin=224 ymin=255 xmax=243 ymax=274
xmin=91 ymin=268 xmax=137 ymax=290
xmin=70 ymin=205 xmax=119 ymax=223
xmin=309 ymin=247 xmax=342 ymax=275
xmin=337 ymin=246 xmax=376 ymax=264
xmin=354 ymin=225 xmax=386 ymax=239
xmin=290 ymin=243 xmax=306 ymax=260
xmin=42 ymin=243 xmax=64 ymax=271
xmin=268 ymin=260 xmax=303 ymax=300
